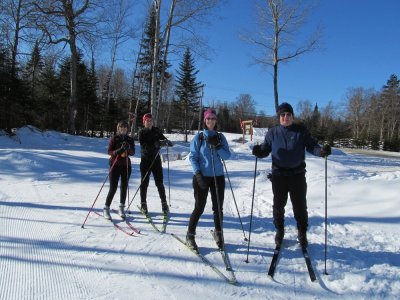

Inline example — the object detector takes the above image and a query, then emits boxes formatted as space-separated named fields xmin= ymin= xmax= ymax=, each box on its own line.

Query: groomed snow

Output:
xmin=0 ymin=126 xmax=399 ymax=300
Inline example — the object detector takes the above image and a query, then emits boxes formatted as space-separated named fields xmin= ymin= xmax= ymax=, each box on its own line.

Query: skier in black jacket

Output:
xmin=252 ymin=102 xmax=331 ymax=248
xmin=138 ymin=113 xmax=173 ymax=214
xmin=103 ymin=120 xmax=135 ymax=220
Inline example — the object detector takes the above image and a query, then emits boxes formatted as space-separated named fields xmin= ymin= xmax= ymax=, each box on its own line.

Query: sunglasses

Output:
xmin=280 ymin=112 xmax=292 ymax=117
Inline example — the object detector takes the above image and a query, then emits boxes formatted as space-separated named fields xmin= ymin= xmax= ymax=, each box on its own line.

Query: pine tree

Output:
xmin=22 ymin=41 xmax=44 ymax=125
xmin=0 ymin=42 xmax=26 ymax=130
xmin=58 ymin=53 xmax=100 ymax=133
xmin=36 ymin=56 xmax=63 ymax=130
xmin=174 ymin=48 xmax=202 ymax=142
xmin=381 ymin=74 xmax=400 ymax=149
xmin=135 ymin=5 xmax=170 ymax=125
xmin=0 ymin=45 xmax=13 ymax=130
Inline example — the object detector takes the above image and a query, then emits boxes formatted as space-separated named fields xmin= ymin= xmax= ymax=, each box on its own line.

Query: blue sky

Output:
xmin=192 ymin=0 xmax=400 ymax=115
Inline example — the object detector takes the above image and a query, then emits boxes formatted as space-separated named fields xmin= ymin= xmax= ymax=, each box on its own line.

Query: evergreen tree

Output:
xmin=36 ymin=56 xmax=63 ymax=130
xmin=174 ymin=48 xmax=202 ymax=142
xmin=0 ymin=45 xmax=13 ymax=130
xmin=134 ymin=4 xmax=170 ymax=126
xmin=58 ymin=53 xmax=99 ymax=133
xmin=0 ymin=42 xmax=26 ymax=130
xmin=22 ymin=41 xmax=44 ymax=125
xmin=382 ymin=74 xmax=400 ymax=142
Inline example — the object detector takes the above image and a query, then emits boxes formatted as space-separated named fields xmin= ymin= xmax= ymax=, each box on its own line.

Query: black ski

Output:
xmin=210 ymin=230 xmax=237 ymax=284
xmin=137 ymin=205 xmax=161 ymax=233
xmin=161 ymin=212 xmax=169 ymax=233
xmin=301 ymin=247 xmax=317 ymax=282
xmin=210 ymin=230 xmax=231 ymax=270
xmin=267 ymin=244 xmax=282 ymax=278
xmin=171 ymin=233 xmax=237 ymax=285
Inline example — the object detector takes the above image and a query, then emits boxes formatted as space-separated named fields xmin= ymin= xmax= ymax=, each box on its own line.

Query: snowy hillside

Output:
xmin=0 ymin=126 xmax=399 ymax=300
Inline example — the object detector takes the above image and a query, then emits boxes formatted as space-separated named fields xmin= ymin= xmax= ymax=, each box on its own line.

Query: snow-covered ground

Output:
xmin=0 ymin=126 xmax=399 ymax=300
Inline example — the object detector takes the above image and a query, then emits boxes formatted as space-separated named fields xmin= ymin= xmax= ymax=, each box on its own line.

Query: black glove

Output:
xmin=121 ymin=141 xmax=129 ymax=150
xmin=167 ymin=141 xmax=173 ymax=147
xmin=160 ymin=139 xmax=169 ymax=147
xmin=252 ymin=145 xmax=263 ymax=158
xmin=195 ymin=171 xmax=208 ymax=190
xmin=207 ymin=135 xmax=222 ymax=149
xmin=320 ymin=144 xmax=332 ymax=157
xmin=113 ymin=147 xmax=124 ymax=156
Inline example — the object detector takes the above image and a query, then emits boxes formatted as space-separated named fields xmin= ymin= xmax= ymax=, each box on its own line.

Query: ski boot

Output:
xmin=274 ymin=228 xmax=284 ymax=247
xmin=186 ymin=233 xmax=198 ymax=252
xmin=118 ymin=204 xmax=126 ymax=219
xmin=297 ymin=230 xmax=308 ymax=249
xmin=140 ymin=202 xmax=148 ymax=215
xmin=103 ymin=206 xmax=111 ymax=220
xmin=213 ymin=230 xmax=224 ymax=249
xmin=161 ymin=201 xmax=169 ymax=214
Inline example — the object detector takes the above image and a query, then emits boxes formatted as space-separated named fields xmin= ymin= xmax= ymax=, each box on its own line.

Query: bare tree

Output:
xmin=150 ymin=0 xmax=221 ymax=123
xmin=235 ymin=93 xmax=257 ymax=120
xmin=346 ymin=88 xmax=366 ymax=139
xmin=296 ymin=100 xmax=313 ymax=120
xmin=1 ymin=0 xmax=38 ymax=78
xmin=33 ymin=0 xmax=97 ymax=133
xmin=242 ymin=0 xmax=322 ymax=113
xmin=101 ymin=0 xmax=136 ymax=113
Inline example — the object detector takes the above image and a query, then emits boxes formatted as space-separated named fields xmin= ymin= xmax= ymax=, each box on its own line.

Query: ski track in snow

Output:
xmin=1 ymin=127 xmax=399 ymax=299
xmin=0 ymin=181 xmax=91 ymax=299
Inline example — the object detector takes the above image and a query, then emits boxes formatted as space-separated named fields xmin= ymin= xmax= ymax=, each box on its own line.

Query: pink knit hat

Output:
xmin=204 ymin=108 xmax=217 ymax=121
xmin=142 ymin=113 xmax=152 ymax=123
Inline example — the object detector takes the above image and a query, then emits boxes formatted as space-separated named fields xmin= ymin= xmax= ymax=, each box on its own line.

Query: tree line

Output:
xmin=0 ymin=1 xmax=399 ymax=151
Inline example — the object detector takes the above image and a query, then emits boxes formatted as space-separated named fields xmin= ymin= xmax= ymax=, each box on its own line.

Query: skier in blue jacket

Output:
xmin=186 ymin=108 xmax=231 ymax=251
xmin=252 ymin=102 xmax=331 ymax=249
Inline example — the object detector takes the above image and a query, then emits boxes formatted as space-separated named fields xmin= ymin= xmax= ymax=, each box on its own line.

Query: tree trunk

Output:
xmin=150 ymin=0 xmax=161 ymax=123
xmin=155 ymin=0 xmax=176 ymax=126
xmin=272 ymin=7 xmax=279 ymax=114
xmin=69 ymin=40 xmax=78 ymax=133
xmin=11 ymin=0 xmax=23 ymax=79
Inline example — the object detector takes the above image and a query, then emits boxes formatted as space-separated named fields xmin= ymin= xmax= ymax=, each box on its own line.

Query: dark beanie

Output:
xmin=278 ymin=102 xmax=294 ymax=115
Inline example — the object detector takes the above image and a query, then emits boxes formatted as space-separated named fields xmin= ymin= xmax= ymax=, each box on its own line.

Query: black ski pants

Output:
xmin=105 ymin=164 xmax=131 ymax=207
xmin=140 ymin=155 xmax=166 ymax=204
xmin=188 ymin=175 xmax=225 ymax=234
xmin=271 ymin=172 xmax=308 ymax=232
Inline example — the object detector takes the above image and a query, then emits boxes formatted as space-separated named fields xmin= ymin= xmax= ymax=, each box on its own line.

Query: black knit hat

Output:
xmin=278 ymin=102 xmax=294 ymax=115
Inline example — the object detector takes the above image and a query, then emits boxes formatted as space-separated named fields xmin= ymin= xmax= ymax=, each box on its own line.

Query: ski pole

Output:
xmin=167 ymin=143 xmax=171 ymax=207
xmin=81 ymin=155 xmax=119 ymax=228
xmin=126 ymin=153 xmax=130 ymax=209
xmin=210 ymin=146 xmax=226 ymax=252
xmin=245 ymin=157 xmax=258 ymax=263
xmin=324 ymin=156 xmax=329 ymax=275
xmin=221 ymin=158 xmax=248 ymax=241
xmin=126 ymin=149 xmax=161 ymax=212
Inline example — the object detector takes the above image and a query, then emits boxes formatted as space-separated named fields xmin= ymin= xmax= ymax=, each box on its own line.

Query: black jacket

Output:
xmin=107 ymin=134 xmax=135 ymax=166
xmin=138 ymin=126 xmax=167 ymax=158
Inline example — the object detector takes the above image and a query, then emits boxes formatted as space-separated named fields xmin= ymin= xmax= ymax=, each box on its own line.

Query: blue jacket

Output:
xmin=259 ymin=123 xmax=321 ymax=174
xmin=189 ymin=130 xmax=231 ymax=177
